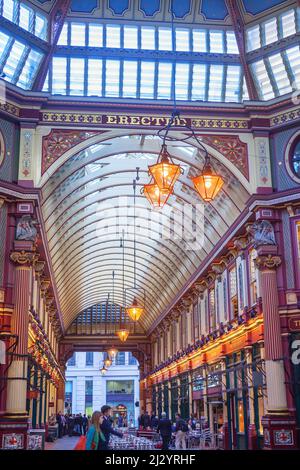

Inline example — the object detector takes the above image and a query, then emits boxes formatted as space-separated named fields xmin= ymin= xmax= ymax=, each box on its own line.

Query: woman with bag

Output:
xmin=85 ymin=411 xmax=105 ymax=450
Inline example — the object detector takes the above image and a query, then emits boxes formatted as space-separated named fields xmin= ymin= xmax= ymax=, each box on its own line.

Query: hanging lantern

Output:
xmin=141 ymin=183 xmax=171 ymax=209
xmin=117 ymin=328 xmax=129 ymax=343
xmin=191 ymin=158 xmax=224 ymax=202
xmin=104 ymin=357 xmax=112 ymax=368
xmin=126 ymin=297 xmax=144 ymax=322
xmin=107 ymin=346 xmax=118 ymax=359
xmin=100 ymin=366 xmax=107 ymax=376
xmin=148 ymin=145 xmax=182 ymax=192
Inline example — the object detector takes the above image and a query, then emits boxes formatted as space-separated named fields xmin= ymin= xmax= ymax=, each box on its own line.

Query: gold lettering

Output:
xmin=118 ymin=115 xmax=129 ymax=125
xmin=152 ymin=117 xmax=167 ymax=126
xmin=106 ymin=115 xmax=117 ymax=124
xmin=129 ymin=116 xmax=140 ymax=125
xmin=141 ymin=117 xmax=151 ymax=126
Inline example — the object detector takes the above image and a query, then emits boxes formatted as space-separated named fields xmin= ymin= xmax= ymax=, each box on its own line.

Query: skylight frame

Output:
xmin=0 ymin=0 xmax=48 ymax=41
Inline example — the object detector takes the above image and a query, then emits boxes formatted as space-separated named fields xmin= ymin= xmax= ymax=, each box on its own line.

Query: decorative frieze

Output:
xmin=10 ymin=250 xmax=39 ymax=266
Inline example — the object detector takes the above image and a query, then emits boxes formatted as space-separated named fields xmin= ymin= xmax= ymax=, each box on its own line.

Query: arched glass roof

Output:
xmin=41 ymin=133 xmax=250 ymax=332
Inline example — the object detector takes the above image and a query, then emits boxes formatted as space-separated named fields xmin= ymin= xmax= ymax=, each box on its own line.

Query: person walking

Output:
xmin=151 ymin=414 xmax=159 ymax=430
xmin=82 ymin=414 xmax=88 ymax=435
xmin=143 ymin=410 xmax=151 ymax=429
xmin=85 ymin=411 xmax=105 ymax=450
xmin=157 ymin=412 xmax=172 ymax=450
xmin=175 ymin=413 xmax=188 ymax=450
xmin=99 ymin=405 xmax=123 ymax=450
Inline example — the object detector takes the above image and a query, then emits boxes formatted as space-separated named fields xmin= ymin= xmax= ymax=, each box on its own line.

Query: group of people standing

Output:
xmin=56 ymin=412 xmax=89 ymax=438
xmin=138 ymin=412 xmax=200 ymax=450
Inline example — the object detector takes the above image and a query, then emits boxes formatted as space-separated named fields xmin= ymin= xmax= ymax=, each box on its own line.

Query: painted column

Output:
xmin=255 ymin=246 xmax=297 ymax=449
xmin=245 ymin=347 xmax=257 ymax=450
xmin=6 ymin=249 xmax=37 ymax=418
xmin=57 ymin=376 xmax=65 ymax=414
xmin=220 ymin=357 xmax=230 ymax=450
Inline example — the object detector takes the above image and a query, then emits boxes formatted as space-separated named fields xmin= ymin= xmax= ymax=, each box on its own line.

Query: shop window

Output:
xmin=85 ymin=379 xmax=93 ymax=415
xmin=229 ymin=267 xmax=238 ymax=319
xmin=238 ymin=263 xmax=244 ymax=311
xmin=249 ymin=249 xmax=258 ymax=306
xmin=209 ymin=288 xmax=216 ymax=330
xmin=115 ymin=352 xmax=125 ymax=365
xmin=291 ymin=138 xmax=300 ymax=178
xmin=106 ymin=380 xmax=134 ymax=394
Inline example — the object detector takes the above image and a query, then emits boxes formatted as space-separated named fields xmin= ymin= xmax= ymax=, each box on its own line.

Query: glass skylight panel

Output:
xmin=105 ymin=60 xmax=120 ymax=97
xmin=17 ymin=49 xmax=42 ymax=89
xmin=175 ymin=63 xmax=189 ymax=100
xmin=122 ymin=60 xmax=138 ymax=98
xmin=0 ymin=31 xmax=10 ymax=56
xmin=209 ymin=31 xmax=224 ymax=53
xmin=87 ymin=59 xmax=102 ymax=96
xmin=71 ymin=23 xmax=86 ymax=46
xmin=141 ymin=26 xmax=155 ymax=50
xmin=208 ymin=65 xmax=223 ymax=101
xmin=285 ymin=46 xmax=300 ymax=90
xmin=58 ymin=23 xmax=68 ymax=45
xmin=42 ymin=71 xmax=49 ymax=92
xmin=70 ymin=58 xmax=85 ymax=95
xmin=242 ymin=76 xmax=249 ymax=101
xmin=124 ymin=26 xmax=138 ymax=49
xmin=106 ymin=25 xmax=121 ymax=48
xmin=246 ymin=25 xmax=261 ymax=52
xmin=2 ymin=40 xmax=25 ymax=82
xmin=267 ymin=53 xmax=292 ymax=95
xmin=250 ymin=60 xmax=274 ymax=100
xmin=88 ymin=24 xmax=103 ymax=47
xmin=280 ymin=9 xmax=296 ymax=38
xmin=191 ymin=64 xmax=206 ymax=101
xmin=140 ymin=61 xmax=155 ymax=99
xmin=225 ymin=66 xmax=241 ymax=102
xmin=226 ymin=31 xmax=238 ymax=54
xmin=35 ymin=14 xmax=47 ymax=40
xmin=175 ymin=29 xmax=190 ymax=52
xmin=52 ymin=57 xmax=67 ymax=94
xmin=157 ymin=62 xmax=172 ymax=99
xmin=263 ymin=18 xmax=278 ymax=46
xmin=192 ymin=30 xmax=207 ymax=52
xmin=19 ymin=4 xmax=32 ymax=32
xmin=2 ymin=0 xmax=15 ymax=22
xmin=158 ymin=28 xmax=172 ymax=51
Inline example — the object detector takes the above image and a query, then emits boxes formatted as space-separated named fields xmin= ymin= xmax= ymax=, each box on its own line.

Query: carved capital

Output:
xmin=40 ymin=278 xmax=51 ymax=294
xmin=34 ymin=260 xmax=45 ymax=276
xmin=233 ymin=236 xmax=248 ymax=253
xmin=254 ymin=255 xmax=282 ymax=271
xmin=10 ymin=250 xmax=39 ymax=266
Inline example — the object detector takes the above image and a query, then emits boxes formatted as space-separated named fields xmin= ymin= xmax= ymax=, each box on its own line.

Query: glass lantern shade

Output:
xmin=126 ymin=297 xmax=143 ymax=322
xmin=117 ymin=329 xmax=129 ymax=342
xmin=148 ymin=146 xmax=182 ymax=191
xmin=143 ymin=183 xmax=171 ymax=209
xmin=191 ymin=165 xmax=224 ymax=202
xmin=104 ymin=358 xmax=112 ymax=368
xmin=107 ymin=347 xmax=118 ymax=359
xmin=100 ymin=366 xmax=107 ymax=376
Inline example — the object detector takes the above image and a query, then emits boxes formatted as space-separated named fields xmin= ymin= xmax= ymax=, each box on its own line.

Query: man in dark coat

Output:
xmin=99 ymin=405 xmax=123 ymax=450
xmin=157 ymin=412 xmax=172 ymax=450
xmin=143 ymin=411 xmax=151 ymax=429
xmin=151 ymin=414 xmax=159 ymax=429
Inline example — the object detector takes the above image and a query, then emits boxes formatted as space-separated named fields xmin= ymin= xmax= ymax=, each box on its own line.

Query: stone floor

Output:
xmin=45 ymin=436 xmax=80 ymax=450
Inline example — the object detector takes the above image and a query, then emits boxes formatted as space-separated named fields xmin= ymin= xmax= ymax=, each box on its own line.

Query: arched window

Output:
xmin=238 ymin=263 xmax=244 ymax=310
xmin=291 ymin=138 xmax=300 ymax=178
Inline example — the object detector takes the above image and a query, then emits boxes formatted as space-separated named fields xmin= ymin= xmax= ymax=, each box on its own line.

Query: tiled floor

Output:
xmin=45 ymin=436 xmax=80 ymax=451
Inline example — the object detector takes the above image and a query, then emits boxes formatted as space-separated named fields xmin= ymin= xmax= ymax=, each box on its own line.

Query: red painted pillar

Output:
xmin=256 ymin=246 xmax=297 ymax=449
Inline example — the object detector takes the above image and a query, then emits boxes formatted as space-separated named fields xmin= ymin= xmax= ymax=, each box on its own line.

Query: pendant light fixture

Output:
xmin=191 ymin=155 xmax=224 ymax=202
xmin=141 ymin=0 xmax=224 ymax=206
xmin=126 ymin=177 xmax=145 ymax=322
xmin=148 ymin=144 xmax=182 ymax=193
xmin=141 ymin=182 xmax=172 ymax=210
xmin=104 ymin=357 xmax=112 ymax=368
xmin=100 ymin=365 xmax=107 ymax=376
xmin=107 ymin=346 xmax=118 ymax=359
xmin=116 ymin=231 xmax=129 ymax=342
